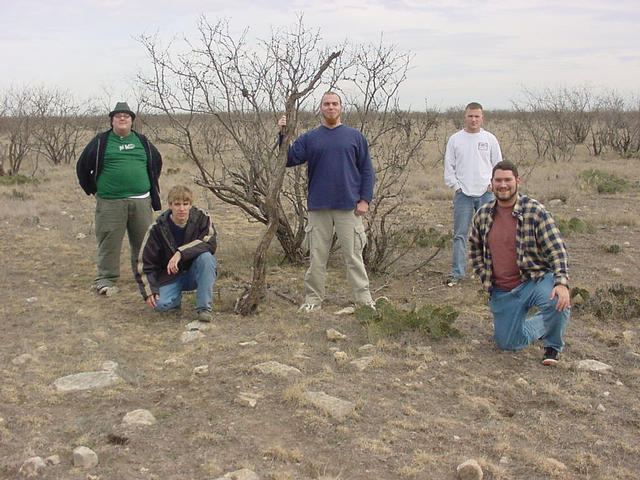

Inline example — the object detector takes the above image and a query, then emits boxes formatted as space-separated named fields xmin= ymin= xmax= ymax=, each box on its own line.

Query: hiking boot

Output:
xmin=196 ymin=310 xmax=213 ymax=322
xmin=542 ymin=347 xmax=560 ymax=366
xmin=444 ymin=276 xmax=460 ymax=287
xmin=299 ymin=303 xmax=321 ymax=312
xmin=96 ymin=285 xmax=119 ymax=297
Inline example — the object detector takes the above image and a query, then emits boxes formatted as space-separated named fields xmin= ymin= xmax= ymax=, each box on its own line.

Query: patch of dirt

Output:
xmin=1 ymin=154 xmax=639 ymax=480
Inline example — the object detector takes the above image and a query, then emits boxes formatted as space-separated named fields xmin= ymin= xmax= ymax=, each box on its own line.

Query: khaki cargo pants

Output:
xmin=304 ymin=209 xmax=373 ymax=306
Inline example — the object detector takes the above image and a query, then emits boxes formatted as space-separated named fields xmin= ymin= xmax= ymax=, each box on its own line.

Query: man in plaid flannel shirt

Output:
xmin=469 ymin=161 xmax=570 ymax=365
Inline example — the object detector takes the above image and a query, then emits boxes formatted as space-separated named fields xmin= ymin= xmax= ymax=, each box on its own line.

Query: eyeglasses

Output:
xmin=113 ymin=113 xmax=131 ymax=119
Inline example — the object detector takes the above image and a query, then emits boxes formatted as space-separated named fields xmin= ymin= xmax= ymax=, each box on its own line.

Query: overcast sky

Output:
xmin=1 ymin=0 xmax=639 ymax=110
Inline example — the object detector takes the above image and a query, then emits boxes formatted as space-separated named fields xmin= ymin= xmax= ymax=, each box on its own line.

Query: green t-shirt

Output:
xmin=97 ymin=132 xmax=151 ymax=199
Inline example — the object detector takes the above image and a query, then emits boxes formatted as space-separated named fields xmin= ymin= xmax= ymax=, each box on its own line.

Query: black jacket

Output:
xmin=76 ymin=129 xmax=163 ymax=211
xmin=135 ymin=207 xmax=217 ymax=299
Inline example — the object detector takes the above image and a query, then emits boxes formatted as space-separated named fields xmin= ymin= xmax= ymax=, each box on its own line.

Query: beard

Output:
xmin=495 ymin=186 xmax=518 ymax=205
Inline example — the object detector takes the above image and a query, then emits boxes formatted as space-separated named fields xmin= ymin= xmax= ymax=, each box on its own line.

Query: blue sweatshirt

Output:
xmin=285 ymin=125 xmax=375 ymax=210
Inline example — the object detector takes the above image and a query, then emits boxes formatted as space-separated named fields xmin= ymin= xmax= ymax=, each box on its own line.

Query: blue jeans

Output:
xmin=451 ymin=191 xmax=494 ymax=278
xmin=155 ymin=253 xmax=217 ymax=313
xmin=490 ymin=273 xmax=570 ymax=351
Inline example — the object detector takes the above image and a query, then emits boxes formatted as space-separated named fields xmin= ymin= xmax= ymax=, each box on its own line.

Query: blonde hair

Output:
xmin=167 ymin=185 xmax=193 ymax=204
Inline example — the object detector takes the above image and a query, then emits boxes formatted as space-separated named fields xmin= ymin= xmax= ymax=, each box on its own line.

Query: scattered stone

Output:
xmin=239 ymin=340 xmax=258 ymax=346
xmin=36 ymin=345 xmax=47 ymax=352
xmin=333 ymin=351 xmax=350 ymax=364
xmin=335 ymin=306 xmax=355 ymax=315
xmin=164 ymin=357 xmax=178 ymax=366
xmin=82 ymin=338 xmax=99 ymax=349
xmin=193 ymin=365 xmax=209 ymax=375
xmin=303 ymin=391 xmax=355 ymax=421
xmin=623 ymin=241 xmax=630 ymax=246
xmin=235 ymin=393 xmax=258 ymax=408
xmin=499 ymin=456 xmax=509 ymax=464
xmin=19 ymin=456 xmax=46 ymax=477
xmin=597 ymin=403 xmax=606 ymax=412
xmin=186 ymin=320 xmax=213 ymax=332
xmin=456 ymin=458 xmax=483 ymax=480
xmin=252 ymin=361 xmax=301 ymax=378
xmin=181 ymin=330 xmax=205 ymax=343
xmin=26 ymin=297 xmax=38 ymax=303
xmin=53 ymin=370 xmax=121 ymax=392
xmin=575 ymin=359 xmax=613 ymax=372
xmin=544 ymin=457 xmax=568 ymax=471
xmin=214 ymin=468 xmax=259 ymax=480
xmin=516 ymin=378 xmax=529 ymax=386
xmin=73 ymin=446 xmax=98 ymax=468
xmin=625 ymin=352 xmax=640 ymax=361
xmin=44 ymin=455 xmax=60 ymax=466
xmin=350 ymin=356 xmax=375 ymax=371
xmin=548 ymin=198 xmax=564 ymax=207
xmin=326 ymin=328 xmax=347 ymax=340
xmin=358 ymin=344 xmax=375 ymax=354
xmin=122 ymin=409 xmax=157 ymax=426
xmin=616 ymin=380 xmax=624 ymax=386
xmin=76 ymin=232 xmax=87 ymax=239
xmin=12 ymin=353 xmax=34 ymax=365
xmin=294 ymin=353 xmax=312 ymax=360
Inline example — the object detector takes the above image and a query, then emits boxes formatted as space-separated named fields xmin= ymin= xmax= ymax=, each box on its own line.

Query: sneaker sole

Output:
xmin=542 ymin=358 xmax=559 ymax=366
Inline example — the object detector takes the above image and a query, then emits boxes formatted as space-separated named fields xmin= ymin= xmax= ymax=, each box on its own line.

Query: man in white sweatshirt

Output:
xmin=443 ymin=102 xmax=502 ymax=286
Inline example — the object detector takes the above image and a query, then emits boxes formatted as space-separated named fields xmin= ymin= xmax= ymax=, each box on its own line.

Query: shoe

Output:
xmin=299 ymin=303 xmax=321 ymax=312
xmin=96 ymin=285 xmax=119 ymax=296
xmin=542 ymin=347 xmax=560 ymax=366
xmin=444 ymin=276 xmax=460 ymax=287
xmin=196 ymin=310 xmax=213 ymax=322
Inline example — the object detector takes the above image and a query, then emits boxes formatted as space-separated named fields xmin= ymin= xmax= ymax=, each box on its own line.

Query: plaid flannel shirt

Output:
xmin=469 ymin=193 xmax=569 ymax=293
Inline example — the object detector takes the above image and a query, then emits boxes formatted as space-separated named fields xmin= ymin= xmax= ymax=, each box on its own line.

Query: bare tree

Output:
xmin=139 ymin=16 xmax=343 ymax=313
xmin=343 ymin=40 xmax=439 ymax=273
xmin=0 ymin=87 xmax=35 ymax=175
xmin=29 ymin=86 xmax=90 ymax=165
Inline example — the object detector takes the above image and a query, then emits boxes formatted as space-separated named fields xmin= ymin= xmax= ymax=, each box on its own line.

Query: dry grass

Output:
xmin=0 ymin=125 xmax=639 ymax=479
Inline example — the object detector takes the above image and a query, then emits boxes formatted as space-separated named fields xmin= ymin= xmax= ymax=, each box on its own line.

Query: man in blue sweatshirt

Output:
xmin=278 ymin=92 xmax=376 ymax=311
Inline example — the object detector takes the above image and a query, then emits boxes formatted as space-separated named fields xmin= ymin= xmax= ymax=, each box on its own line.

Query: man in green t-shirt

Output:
xmin=77 ymin=102 xmax=163 ymax=295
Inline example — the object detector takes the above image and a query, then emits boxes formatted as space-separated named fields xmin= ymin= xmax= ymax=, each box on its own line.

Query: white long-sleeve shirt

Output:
xmin=443 ymin=128 xmax=502 ymax=196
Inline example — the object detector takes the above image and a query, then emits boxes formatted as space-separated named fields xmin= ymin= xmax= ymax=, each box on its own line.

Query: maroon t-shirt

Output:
xmin=487 ymin=204 xmax=522 ymax=291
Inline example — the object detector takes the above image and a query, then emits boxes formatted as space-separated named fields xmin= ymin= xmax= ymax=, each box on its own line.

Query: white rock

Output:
xmin=251 ymin=361 xmax=301 ymax=378
xmin=101 ymin=361 xmax=118 ymax=372
xmin=597 ymin=403 xmax=606 ymax=412
xmin=575 ymin=359 xmax=613 ymax=372
xmin=239 ymin=340 xmax=258 ymax=346
xmin=193 ymin=365 xmax=209 ymax=375
xmin=53 ymin=371 xmax=121 ymax=392
xmin=235 ymin=394 xmax=258 ymax=408
xmin=82 ymin=338 xmax=98 ymax=348
xmin=358 ymin=344 xmax=375 ymax=353
xmin=333 ymin=351 xmax=350 ymax=364
xmin=214 ymin=468 xmax=259 ymax=480
xmin=26 ymin=297 xmax=38 ymax=303
xmin=19 ymin=456 xmax=46 ymax=477
xmin=349 ymin=356 xmax=375 ymax=371
xmin=12 ymin=353 xmax=34 ymax=365
xmin=303 ymin=390 xmax=355 ymax=421
xmin=326 ymin=328 xmax=347 ymax=340
xmin=335 ymin=306 xmax=355 ymax=315
xmin=76 ymin=232 xmax=87 ymax=239
xmin=73 ymin=446 xmax=98 ymax=468
xmin=456 ymin=458 xmax=483 ymax=480
xmin=186 ymin=320 xmax=213 ymax=331
xmin=122 ymin=409 xmax=157 ymax=426
xmin=516 ymin=378 xmax=529 ymax=386
xmin=181 ymin=330 xmax=205 ymax=343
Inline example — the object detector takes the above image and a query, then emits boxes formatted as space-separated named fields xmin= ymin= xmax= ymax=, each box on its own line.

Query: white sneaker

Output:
xmin=299 ymin=303 xmax=321 ymax=312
